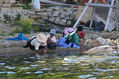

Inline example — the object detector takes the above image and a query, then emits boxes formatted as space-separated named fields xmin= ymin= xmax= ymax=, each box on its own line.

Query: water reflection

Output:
xmin=78 ymin=74 xmax=94 ymax=78
xmin=7 ymin=71 xmax=16 ymax=74
xmin=0 ymin=52 xmax=119 ymax=79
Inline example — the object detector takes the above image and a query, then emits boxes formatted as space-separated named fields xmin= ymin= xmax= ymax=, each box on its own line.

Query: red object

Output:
xmin=19 ymin=0 xmax=22 ymax=4
xmin=81 ymin=0 xmax=106 ymax=6
xmin=78 ymin=32 xmax=85 ymax=38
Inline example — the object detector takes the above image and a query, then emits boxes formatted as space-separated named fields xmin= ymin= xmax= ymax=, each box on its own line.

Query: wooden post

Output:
xmin=104 ymin=0 xmax=115 ymax=31
xmin=115 ymin=0 xmax=119 ymax=32
xmin=89 ymin=0 xmax=97 ymax=28
xmin=73 ymin=0 xmax=93 ymax=29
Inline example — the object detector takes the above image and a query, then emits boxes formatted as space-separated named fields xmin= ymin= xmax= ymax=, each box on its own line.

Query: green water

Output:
xmin=0 ymin=53 xmax=119 ymax=79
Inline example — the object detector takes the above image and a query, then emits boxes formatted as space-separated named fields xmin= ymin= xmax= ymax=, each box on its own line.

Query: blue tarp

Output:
xmin=57 ymin=37 xmax=80 ymax=48
xmin=6 ymin=33 xmax=29 ymax=41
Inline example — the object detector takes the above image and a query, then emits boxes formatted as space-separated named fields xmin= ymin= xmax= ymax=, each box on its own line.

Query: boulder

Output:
xmin=96 ymin=37 xmax=115 ymax=46
xmin=9 ymin=0 xmax=16 ymax=3
xmin=85 ymin=45 xmax=115 ymax=55
xmin=55 ymin=17 xmax=61 ymax=23
xmin=3 ymin=0 xmax=9 ymax=3
xmin=53 ymin=11 xmax=59 ymax=17
xmin=67 ymin=20 xmax=71 ymax=25
xmin=3 ymin=4 xmax=11 ymax=7
xmin=49 ymin=17 xmax=55 ymax=22
xmin=1 ymin=7 xmax=10 ymax=13
xmin=59 ymin=19 xmax=67 ymax=25
xmin=60 ymin=13 xmax=65 ymax=19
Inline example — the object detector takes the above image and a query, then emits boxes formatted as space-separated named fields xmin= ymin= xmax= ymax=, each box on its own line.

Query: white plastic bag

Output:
xmin=32 ymin=0 xmax=40 ymax=10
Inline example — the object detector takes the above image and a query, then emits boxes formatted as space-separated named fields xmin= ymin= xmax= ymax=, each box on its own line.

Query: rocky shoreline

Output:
xmin=0 ymin=31 xmax=119 ymax=56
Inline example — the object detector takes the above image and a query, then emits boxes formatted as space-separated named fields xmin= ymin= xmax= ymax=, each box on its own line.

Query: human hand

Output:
xmin=43 ymin=49 xmax=47 ymax=53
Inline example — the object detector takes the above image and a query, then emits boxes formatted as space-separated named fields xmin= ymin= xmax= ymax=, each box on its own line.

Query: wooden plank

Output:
xmin=86 ymin=3 xmax=112 ymax=7
xmin=40 ymin=0 xmax=78 ymax=6
xmin=115 ymin=0 xmax=119 ymax=32
xmin=73 ymin=0 xmax=93 ymax=29
xmin=89 ymin=0 xmax=97 ymax=28
xmin=104 ymin=0 xmax=115 ymax=31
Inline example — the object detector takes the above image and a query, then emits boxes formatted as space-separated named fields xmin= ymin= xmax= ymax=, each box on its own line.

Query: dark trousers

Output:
xmin=47 ymin=43 xmax=57 ymax=50
xmin=24 ymin=37 xmax=44 ymax=50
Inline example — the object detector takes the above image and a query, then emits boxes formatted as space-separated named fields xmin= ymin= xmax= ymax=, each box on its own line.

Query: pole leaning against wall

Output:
xmin=73 ymin=0 xmax=93 ymax=29
xmin=104 ymin=0 xmax=115 ymax=31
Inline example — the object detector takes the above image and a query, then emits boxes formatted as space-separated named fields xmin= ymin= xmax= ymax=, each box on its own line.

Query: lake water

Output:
xmin=0 ymin=52 xmax=119 ymax=79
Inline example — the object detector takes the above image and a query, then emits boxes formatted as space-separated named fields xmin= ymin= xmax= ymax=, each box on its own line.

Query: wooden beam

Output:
xmin=115 ymin=0 xmax=119 ymax=32
xmin=73 ymin=0 xmax=93 ymax=29
xmin=89 ymin=0 xmax=97 ymax=28
xmin=86 ymin=3 xmax=112 ymax=8
xmin=104 ymin=0 xmax=115 ymax=31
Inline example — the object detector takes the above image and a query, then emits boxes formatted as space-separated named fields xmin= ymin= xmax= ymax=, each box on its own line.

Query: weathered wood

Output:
xmin=86 ymin=3 xmax=113 ymax=7
xmin=104 ymin=0 xmax=115 ymax=31
xmin=115 ymin=0 xmax=119 ymax=32
xmin=89 ymin=0 xmax=97 ymax=28
xmin=40 ymin=0 xmax=78 ymax=6
xmin=73 ymin=0 xmax=93 ymax=29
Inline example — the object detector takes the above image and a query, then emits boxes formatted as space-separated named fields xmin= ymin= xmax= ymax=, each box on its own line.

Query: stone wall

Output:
xmin=0 ymin=7 xmax=35 ymax=22
xmin=36 ymin=7 xmax=78 ymax=26
xmin=1 ymin=0 xmax=16 ymax=4
xmin=0 ymin=6 xmax=92 ymax=26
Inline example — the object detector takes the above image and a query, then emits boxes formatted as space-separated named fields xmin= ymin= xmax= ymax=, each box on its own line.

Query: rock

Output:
xmin=3 ymin=0 xmax=9 ymax=3
xmin=9 ymin=0 xmax=16 ymax=3
xmin=49 ymin=17 xmax=55 ymax=22
xmin=60 ymin=14 xmax=65 ymax=19
xmin=0 ymin=36 xmax=3 ymax=39
xmin=3 ymin=4 xmax=11 ymax=7
xmin=53 ymin=7 xmax=60 ymax=11
xmin=47 ymin=12 xmax=52 ymax=17
xmin=67 ymin=20 xmax=71 ymax=25
xmin=53 ymin=11 xmax=59 ymax=17
xmin=55 ymin=17 xmax=61 ymax=23
xmin=1 ymin=7 xmax=10 ymax=13
xmin=96 ymin=37 xmax=115 ymax=46
xmin=59 ymin=19 xmax=67 ymax=25
xmin=85 ymin=45 xmax=115 ymax=55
